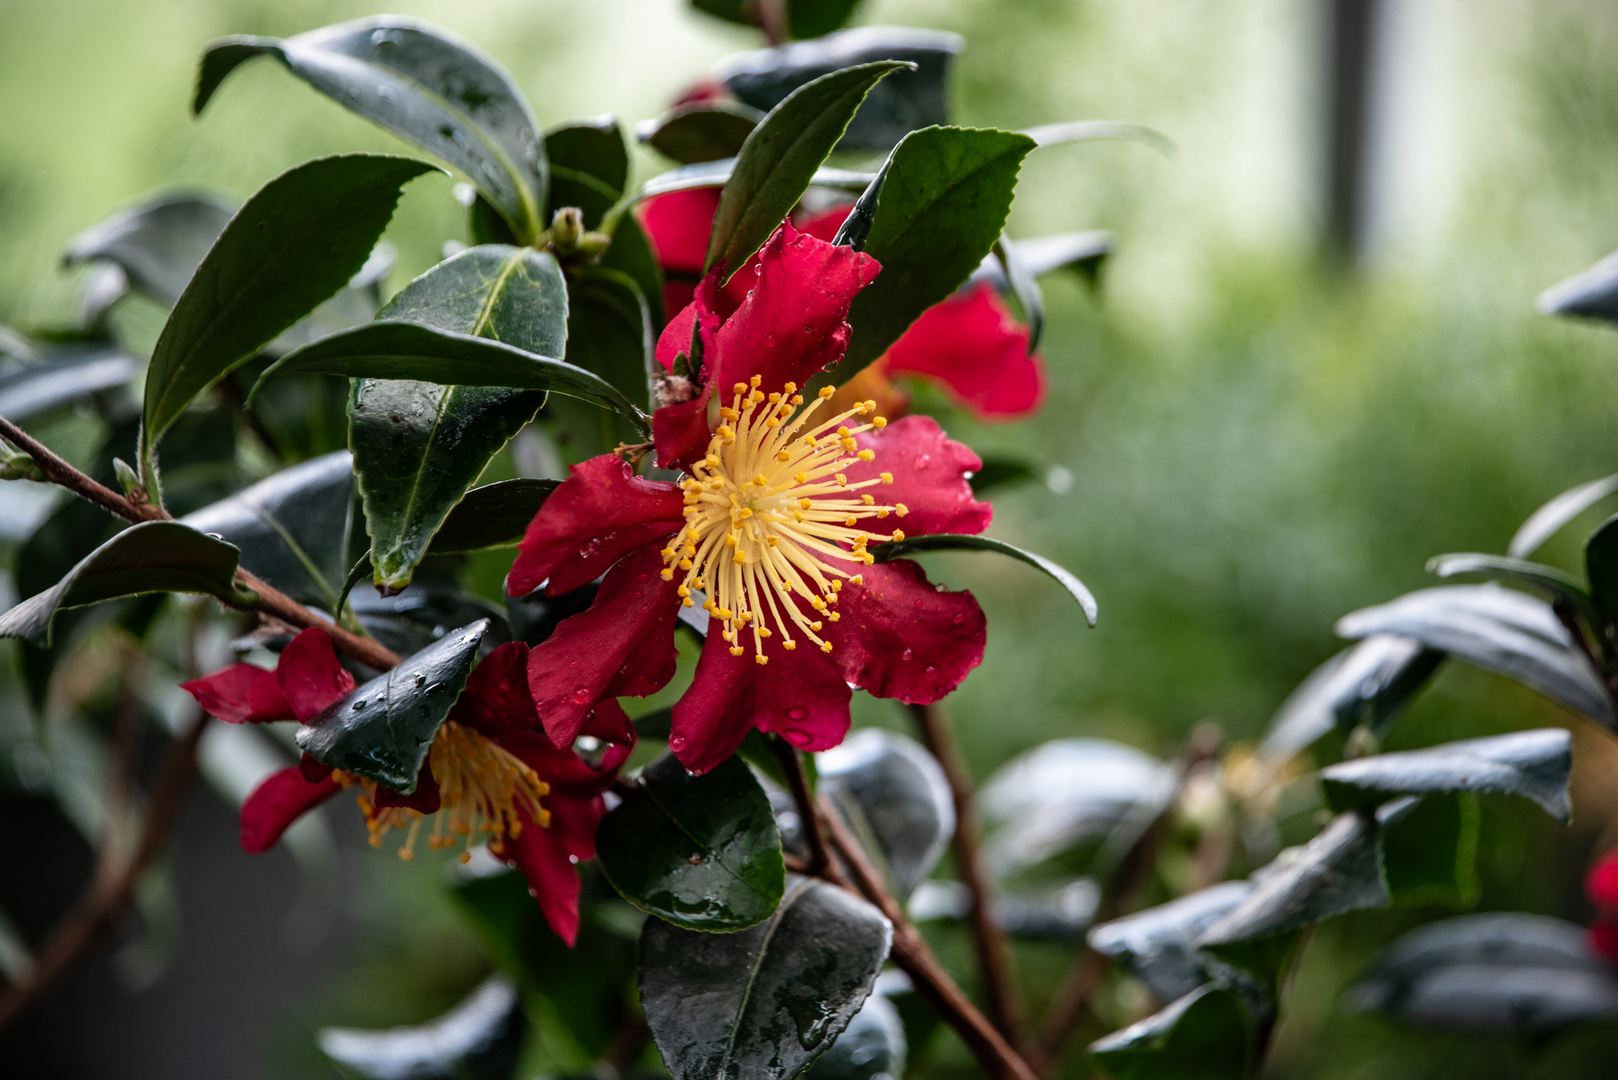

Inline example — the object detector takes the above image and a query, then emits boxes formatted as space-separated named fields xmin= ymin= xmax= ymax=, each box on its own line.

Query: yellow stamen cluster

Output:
xmin=353 ymin=721 xmax=550 ymax=863
xmin=660 ymin=375 xmax=907 ymax=664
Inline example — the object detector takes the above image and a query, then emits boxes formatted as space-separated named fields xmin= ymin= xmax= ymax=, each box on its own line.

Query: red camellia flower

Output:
xmin=508 ymin=222 xmax=993 ymax=775
xmin=1588 ymin=850 xmax=1618 ymax=962
xmin=638 ymin=193 xmax=1045 ymax=419
xmin=183 ymin=629 xmax=633 ymax=944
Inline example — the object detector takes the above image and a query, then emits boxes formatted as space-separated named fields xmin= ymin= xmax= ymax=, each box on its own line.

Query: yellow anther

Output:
xmin=706 ymin=454 xmax=720 ymax=468
xmin=750 ymin=374 xmax=762 ymax=387
xmin=719 ymin=608 xmax=733 ymax=620
xmin=795 ymin=472 xmax=808 ymax=484
xmin=703 ymin=600 xmax=717 ymax=611
xmin=790 ymin=395 xmax=804 ymax=405
xmin=768 ymin=392 xmax=781 ymax=404
xmin=777 ymin=450 xmax=793 ymax=462
xmin=784 ymin=381 xmax=798 ymax=393
xmin=660 ymin=568 xmax=674 ymax=581
xmin=733 ymin=382 xmax=748 ymax=395
xmin=872 ymin=416 xmax=887 ymax=429
xmin=838 ymin=427 xmax=851 ymax=437
xmin=861 ymin=494 xmax=875 ymax=504
xmin=683 ymin=597 xmax=694 ymax=607
xmin=800 ymin=497 xmax=814 ymax=510
xmin=849 ymin=574 xmax=863 ymax=586
xmin=733 ymin=551 xmax=747 ymax=564
xmin=844 ymin=515 xmax=858 ymax=526
xmin=759 ymin=627 xmax=772 ymax=638
xmin=730 ymin=646 xmax=745 ymax=656
xmin=726 ymin=534 xmax=739 ymax=547
xmin=831 ymin=580 xmax=843 ymax=592
xmin=720 ymin=407 xmax=739 ymax=420
xmin=716 ymin=425 xmax=733 ymax=439
xmin=738 ymin=507 xmax=753 ymax=519
xmin=783 ymin=640 xmax=797 ymax=650
xmin=828 ymin=611 xmax=841 ymax=622
xmin=821 ymin=641 xmax=834 ymax=653
xmin=755 ymin=654 xmax=769 ymax=665
xmin=679 ymin=558 xmax=693 ymax=570
xmin=818 ymin=386 xmax=836 ymax=398
xmin=896 ymin=504 xmax=909 ymax=517
xmin=811 ymin=620 xmax=823 ymax=631
xmin=752 ymin=474 xmax=769 ymax=486
xmin=767 ymin=536 xmax=780 ymax=547
xmin=810 ymin=597 xmax=825 ymax=611
xmin=835 ymin=473 xmax=848 ymax=486
xmin=857 ymin=450 xmax=875 ymax=461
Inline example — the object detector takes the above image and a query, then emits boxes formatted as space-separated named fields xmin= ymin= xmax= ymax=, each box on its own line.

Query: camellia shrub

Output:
xmin=3 ymin=3 xmax=1618 ymax=1078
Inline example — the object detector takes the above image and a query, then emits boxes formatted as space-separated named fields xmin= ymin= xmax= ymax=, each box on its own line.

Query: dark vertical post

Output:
xmin=1324 ymin=0 xmax=1382 ymax=260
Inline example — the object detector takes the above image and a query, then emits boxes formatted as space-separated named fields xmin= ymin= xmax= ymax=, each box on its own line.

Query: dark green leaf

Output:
xmin=1428 ymin=552 xmax=1596 ymax=620
xmin=0 ymin=521 xmax=253 ymax=647
xmin=1016 ymin=230 xmax=1114 ymax=282
xmin=181 ymin=450 xmax=354 ymax=609
xmin=994 ymin=234 xmax=1044 ymax=352
xmin=1088 ymin=882 xmax=1254 ymax=1006
xmin=0 ymin=349 xmax=136 ymax=422
xmin=427 ymin=479 xmax=557 ymax=556
xmin=317 ymin=975 xmax=526 ymax=1080
xmin=787 ymin=0 xmax=865 ymax=39
xmin=195 ymin=19 xmax=547 ymax=241
xmin=462 ymin=188 xmax=520 ymax=247
xmin=689 ymin=0 xmax=752 ymax=29
xmin=62 ymin=193 xmax=235 ymax=310
xmin=140 ymin=154 xmax=435 ymax=493
xmin=808 ymin=992 xmax=906 ymax=1080
xmin=1198 ymin=810 xmax=1388 ymax=947
xmin=1585 ymin=513 xmax=1618 ymax=625
xmin=599 ymin=210 xmax=665 ymax=330
xmin=707 ymin=62 xmax=911 ymax=280
xmin=872 ymin=533 xmax=1096 ymax=626
xmin=639 ymin=875 xmax=892 ymax=1080
xmin=966 ymin=454 xmax=1043 ymax=496
xmin=638 ymin=102 xmax=763 ymax=165
xmin=349 ymin=587 xmax=508 ymax=659
xmin=547 ymin=268 xmax=656 ymax=459
xmin=297 ymin=619 xmax=487 ymax=790
xmin=1260 ymin=636 xmax=1445 ymax=759
xmin=1321 ymin=729 xmax=1572 ymax=821
xmin=1379 ymin=793 xmax=1480 ymax=910
xmin=829 ymin=153 xmax=889 ymax=253
xmin=1023 ymin=120 xmax=1176 ymax=155
xmin=546 ymin=117 xmax=628 ymax=226
xmin=819 ymin=729 xmax=952 ymax=901
xmin=1509 ymin=473 xmax=1618 ymax=559
xmin=1087 ymin=984 xmax=1253 ymax=1080
xmin=597 ymin=751 xmax=785 ymax=931
xmin=1537 ymin=249 xmax=1618 ymax=325
xmin=839 ymin=127 xmax=1035 ymax=377
xmin=717 ymin=28 xmax=962 ymax=150
xmin=1336 ymin=585 xmax=1614 ymax=729
xmin=613 ymin=160 xmax=874 ymax=238
xmin=1348 ymin=913 xmax=1618 ymax=1028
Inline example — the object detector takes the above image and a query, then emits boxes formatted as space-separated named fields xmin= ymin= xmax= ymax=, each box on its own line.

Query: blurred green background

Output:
xmin=5 ymin=0 xmax=1618 ymax=1076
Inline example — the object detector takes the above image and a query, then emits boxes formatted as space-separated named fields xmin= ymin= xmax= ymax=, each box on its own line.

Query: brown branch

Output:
xmin=0 ymin=413 xmax=401 ymax=670
xmin=817 ymin=794 xmax=1040 ymax=1080
xmin=770 ymin=736 xmax=830 ymax=876
xmin=909 ymin=701 xmax=1027 ymax=1046
xmin=0 ymin=707 xmax=208 ymax=1034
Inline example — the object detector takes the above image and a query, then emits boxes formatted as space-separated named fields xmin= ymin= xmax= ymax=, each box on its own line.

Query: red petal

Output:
xmin=671 ymin=629 xmax=852 ymax=774
xmin=299 ymin=752 xmax=333 ymax=783
xmin=1588 ymin=852 xmax=1618 ymax=908
xmin=276 ymin=628 xmax=356 ymax=722
xmin=638 ymin=189 xmax=722 ymax=276
xmin=1592 ymin=918 xmax=1618 ymax=964
xmin=493 ymin=796 xmax=605 ymax=947
xmin=181 ymin=664 xmax=293 ymax=724
xmin=527 ymin=545 xmax=680 ymax=746
xmin=843 ymin=415 xmax=993 ymax=537
xmin=451 ymin=642 xmax=538 ymax=736
xmin=373 ymin=762 xmax=442 ymax=813
xmin=508 ymin=455 xmax=685 ymax=598
xmin=884 ymin=284 xmax=1046 ymax=418
xmin=709 ymin=222 xmax=879 ymax=398
xmin=829 ymin=557 xmax=986 ymax=705
xmin=240 ymin=767 xmax=341 ymax=854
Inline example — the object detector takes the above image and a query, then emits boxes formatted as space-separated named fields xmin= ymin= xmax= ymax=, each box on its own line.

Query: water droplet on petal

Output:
xmin=923 ymin=664 xmax=937 ymax=677
xmin=901 ymin=648 xmax=914 ymax=661
xmin=913 ymin=599 xmax=924 ymax=609
xmin=572 ymin=687 xmax=592 ymax=705
xmin=913 ymin=453 xmax=932 ymax=469
xmin=669 ymin=733 xmax=689 ymax=753
xmin=952 ymin=612 xmax=965 ymax=625
xmin=578 ymin=538 xmax=602 ymax=558
xmin=764 ymin=332 xmax=777 ymax=348
xmin=785 ymin=729 xmax=813 ymax=747
xmin=787 ymin=706 xmax=808 ymax=721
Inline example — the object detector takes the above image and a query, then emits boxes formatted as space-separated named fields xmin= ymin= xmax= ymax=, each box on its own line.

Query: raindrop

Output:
xmin=785 ymin=729 xmax=813 ymax=747
xmin=571 ymin=687 xmax=592 ymax=705
xmin=787 ymin=706 xmax=808 ymax=721
xmin=923 ymin=664 xmax=937 ymax=677
xmin=578 ymin=537 xmax=602 ymax=558
xmin=901 ymin=648 xmax=914 ymax=661
xmin=913 ymin=599 xmax=924 ymax=609
xmin=352 ymin=699 xmax=367 ymax=710
xmin=764 ymin=332 xmax=777 ymax=348
xmin=952 ymin=612 xmax=965 ymax=625
xmin=913 ymin=453 xmax=932 ymax=469
xmin=669 ymin=733 xmax=688 ymax=753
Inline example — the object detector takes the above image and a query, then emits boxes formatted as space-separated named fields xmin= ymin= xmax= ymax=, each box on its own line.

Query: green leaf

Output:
xmin=599 ymin=212 xmax=665 ymax=330
xmin=62 ymin=193 xmax=235 ymax=311
xmin=317 ymin=976 xmax=526 ymax=1080
xmin=140 ymin=154 xmax=435 ymax=495
xmin=1016 ymin=230 xmax=1114 ymax=283
xmin=819 ymin=730 xmax=953 ymax=901
xmin=1585 ymin=513 xmax=1618 ymax=625
xmin=639 ymin=875 xmax=892 ymax=1080
xmin=1320 ymin=729 xmax=1573 ymax=822
xmin=1537 ymin=248 xmax=1618 ymax=325
xmin=966 ymin=454 xmax=1043 ymax=496
xmin=297 ymin=619 xmax=487 ymax=790
xmin=872 ymin=533 xmax=1096 ymax=626
xmin=597 ymin=751 xmax=784 ymax=932
xmin=787 ymin=0 xmax=866 ymax=39
xmin=1259 ymin=636 xmax=1444 ymax=759
xmin=1427 ymin=552 xmax=1597 ymax=623
xmin=638 ymin=102 xmax=763 ymax=165
xmin=350 ymin=587 xmax=507 ymax=660
xmin=706 ymin=62 xmax=912 ymax=280
xmin=1508 ymin=473 xmax=1618 ymax=559
xmin=0 ymin=521 xmax=254 ymax=647
xmin=546 ymin=116 xmax=628 ymax=226
xmin=1088 ymin=882 xmax=1255 ymax=1006
xmin=195 ymin=18 xmax=547 ymax=242
xmin=427 ymin=479 xmax=557 ymax=556
xmin=1087 ymin=984 xmax=1254 ymax=1080
xmin=605 ymin=159 xmax=875 ymax=238
xmin=838 ymin=127 xmax=1036 ymax=377
xmin=1378 ymin=793 xmax=1481 ymax=910
xmin=180 ymin=450 xmax=354 ymax=610
xmin=1023 ymin=119 xmax=1176 ymax=155
xmin=0 ymin=349 xmax=137 ymax=422
xmin=994 ymin=234 xmax=1044 ymax=352
xmin=546 ymin=269 xmax=656 ymax=459
xmin=807 ymin=993 xmax=907 ymax=1080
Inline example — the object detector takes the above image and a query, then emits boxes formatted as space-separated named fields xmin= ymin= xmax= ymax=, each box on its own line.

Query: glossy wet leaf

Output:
xmin=966 ymin=454 xmax=1043 ymax=496
xmin=1336 ymin=585 xmax=1615 ymax=729
xmin=546 ymin=116 xmax=628 ymax=226
xmin=1087 ymin=984 xmax=1253 ymax=1080
xmin=1015 ymin=230 xmax=1114 ymax=281
xmin=639 ymin=102 xmax=763 ymax=165
xmin=1321 ymin=729 xmax=1573 ymax=821
xmin=427 ymin=479 xmax=558 ymax=556
xmin=1537 ymin=248 xmax=1618 ymax=325
xmin=0 ymin=348 xmax=136 ymax=421
xmin=840 ymin=127 xmax=1035 ymax=376
xmin=639 ymin=875 xmax=892 ymax=1080
xmin=181 ymin=450 xmax=354 ymax=609
xmin=994 ymin=233 xmax=1044 ymax=351
xmin=1260 ymin=635 xmax=1445 ymax=759
xmin=62 ymin=193 xmax=235 ymax=310
xmin=1509 ymin=473 xmax=1618 ymax=559
xmin=349 ymin=586 xmax=508 ymax=661
xmin=1023 ymin=119 xmax=1176 ymax=155
xmin=1379 ymin=793 xmax=1480 ymax=910
xmin=717 ymin=28 xmax=962 ymax=151
xmin=140 ymin=154 xmax=434 ymax=491
xmin=807 ymin=991 xmax=906 ymax=1080
xmin=1348 ymin=913 xmax=1618 ymax=1029
xmin=1584 ymin=513 xmax=1618 ymax=625
xmin=547 ymin=268 xmax=656 ymax=459
xmin=1428 ymin=553 xmax=1596 ymax=621
xmin=0 ymin=521 xmax=252 ymax=647
xmin=196 ymin=18 xmax=547 ymax=241
xmin=597 ymin=751 xmax=784 ymax=931
xmin=317 ymin=975 xmax=525 ymax=1080
xmin=819 ymin=729 xmax=953 ymax=901
xmin=1088 ymin=882 xmax=1254 ymax=1006
xmin=297 ymin=619 xmax=487 ymax=791
xmin=706 ymin=62 xmax=910 ymax=280
xmin=1198 ymin=810 xmax=1388 ymax=947
xmin=873 ymin=533 xmax=1096 ymax=626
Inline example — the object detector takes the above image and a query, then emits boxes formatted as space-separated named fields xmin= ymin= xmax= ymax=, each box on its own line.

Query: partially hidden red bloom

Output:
xmin=1588 ymin=850 xmax=1618 ymax=962
xmin=183 ymin=629 xmax=632 ymax=944
xmin=637 ymin=193 xmax=1046 ymax=420
xmin=509 ymin=222 xmax=993 ymax=775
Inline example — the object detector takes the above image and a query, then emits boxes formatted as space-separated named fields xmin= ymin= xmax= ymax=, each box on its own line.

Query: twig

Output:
xmin=909 ymin=701 xmax=1027 ymax=1045
xmin=0 ymin=412 xmax=401 ymax=670
xmin=817 ymin=794 xmax=1041 ymax=1080
xmin=770 ymin=736 xmax=830 ymax=876
xmin=0 ymin=707 xmax=208 ymax=1034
